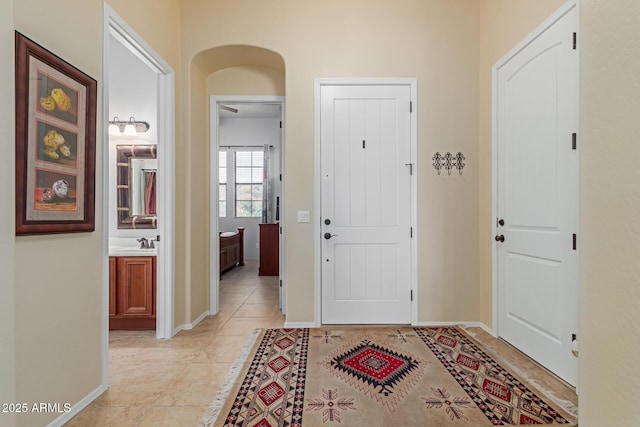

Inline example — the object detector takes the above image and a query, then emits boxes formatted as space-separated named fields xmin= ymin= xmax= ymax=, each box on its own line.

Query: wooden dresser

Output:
xmin=259 ymin=223 xmax=279 ymax=276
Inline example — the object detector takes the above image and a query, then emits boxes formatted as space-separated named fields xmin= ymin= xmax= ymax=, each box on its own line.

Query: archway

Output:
xmin=188 ymin=45 xmax=286 ymax=319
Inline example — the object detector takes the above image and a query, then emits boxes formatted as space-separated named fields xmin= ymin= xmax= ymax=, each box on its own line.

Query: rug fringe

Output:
xmin=199 ymin=328 xmax=263 ymax=427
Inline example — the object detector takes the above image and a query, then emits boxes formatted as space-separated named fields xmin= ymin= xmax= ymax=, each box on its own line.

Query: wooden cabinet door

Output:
xmin=116 ymin=257 xmax=154 ymax=317
xmin=109 ymin=256 xmax=156 ymax=330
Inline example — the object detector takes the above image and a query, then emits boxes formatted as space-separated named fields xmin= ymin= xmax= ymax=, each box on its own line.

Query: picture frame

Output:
xmin=15 ymin=31 xmax=97 ymax=235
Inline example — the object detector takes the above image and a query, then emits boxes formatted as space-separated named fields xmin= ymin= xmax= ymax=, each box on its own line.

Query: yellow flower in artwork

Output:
xmin=43 ymin=130 xmax=65 ymax=149
xmin=51 ymin=88 xmax=71 ymax=112
xmin=39 ymin=96 xmax=56 ymax=111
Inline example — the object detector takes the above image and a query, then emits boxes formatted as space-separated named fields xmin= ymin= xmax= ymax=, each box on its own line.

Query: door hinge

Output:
xmin=572 ymin=233 xmax=577 ymax=250
xmin=156 ymin=235 xmax=160 ymax=242
xmin=405 ymin=163 xmax=414 ymax=175
xmin=410 ymin=227 xmax=413 ymax=238
xmin=572 ymin=32 xmax=577 ymax=50
xmin=572 ymin=133 xmax=577 ymax=150
xmin=410 ymin=101 xmax=413 ymax=113
xmin=279 ymin=279 xmax=283 ymax=288
xmin=279 ymin=121 xmax=282 ymax=129
xmin=280 ymin=227 xmax=283 ymax=235
xmin=410 ymin=290 xmax=413 ymax=301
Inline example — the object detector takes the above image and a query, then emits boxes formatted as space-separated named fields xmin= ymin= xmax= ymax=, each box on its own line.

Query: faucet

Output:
xmin=149 ymin=235 xmax=160 ymax=249
xmin=136 ymin=238 xmax=149 ymax=249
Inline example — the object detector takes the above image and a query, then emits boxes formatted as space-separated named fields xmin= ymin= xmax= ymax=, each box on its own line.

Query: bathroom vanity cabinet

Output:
xmin=109 ymin=256 xmax=156 ymax=330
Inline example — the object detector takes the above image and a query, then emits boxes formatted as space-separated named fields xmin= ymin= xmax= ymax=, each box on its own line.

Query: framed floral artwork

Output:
xmin=15 ymin=31 xmax=97 ymax=235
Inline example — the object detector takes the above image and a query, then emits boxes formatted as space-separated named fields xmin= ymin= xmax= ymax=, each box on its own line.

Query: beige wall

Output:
xmin=0 ymin=1 xmax=16 ymax=426
xmin=182 ymin=0 xmax=482 ymax=323
xmin=207 ymin=66 xmax=285 ymax=96
xmin=580 ymin=0 xmax=640 ymax=424
xmin=12 ymin=1 xmax=104 ymax=425
xmin=477 ymin=0 xmax=566 ymax=326
xmin=190 ymin=61 xmax=211 ymax=322
xmin=106 ymin=0 xmax=182 ymax=70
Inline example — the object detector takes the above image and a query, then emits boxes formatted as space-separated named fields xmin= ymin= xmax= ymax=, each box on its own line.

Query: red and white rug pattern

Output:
xmin=415 ymin=327 xmax=571 ymax=425
xmin=322 ymin=337 xmax=427 ymax=412
xmin=219 ymin=328 xmax=309 ymax=427
xmin=213 ymin=327 xmax=574 ymax=427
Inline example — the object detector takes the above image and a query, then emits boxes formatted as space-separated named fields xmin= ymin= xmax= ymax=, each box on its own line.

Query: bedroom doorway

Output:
xmin=209 ymin=96 xmax=286 ymax=317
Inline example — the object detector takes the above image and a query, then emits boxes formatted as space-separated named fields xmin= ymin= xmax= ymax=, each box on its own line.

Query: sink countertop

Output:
xmin=109 ymin=246 xmax=157 ymax=257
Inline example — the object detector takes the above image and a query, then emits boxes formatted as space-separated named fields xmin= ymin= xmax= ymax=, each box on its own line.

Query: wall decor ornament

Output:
xmin=432 ymin=151 xmax=466 ymax=175
xmin=432 ymin=152 xmax=443 ymax=175
xmin=454 ymin=152 xmax=465 ymax=175
xmin=15 ymin=32 xmax=97 ymax=235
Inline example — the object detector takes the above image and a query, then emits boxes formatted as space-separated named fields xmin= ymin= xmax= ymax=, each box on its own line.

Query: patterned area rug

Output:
xmin=204 ymin=327 xmax=577 ymax=427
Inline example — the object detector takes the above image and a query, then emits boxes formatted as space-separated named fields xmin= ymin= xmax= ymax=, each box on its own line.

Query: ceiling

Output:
xmin=218 ymin=103 xmax=281 ymax=119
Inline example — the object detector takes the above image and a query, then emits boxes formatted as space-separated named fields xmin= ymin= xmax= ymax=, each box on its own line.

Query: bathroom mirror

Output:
xmin=116 ymin=144 xmax=157 ymax=229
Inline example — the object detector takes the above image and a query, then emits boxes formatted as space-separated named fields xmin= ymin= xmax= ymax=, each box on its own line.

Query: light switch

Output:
xmin=297 ymin=210 xmax=310 ymax=223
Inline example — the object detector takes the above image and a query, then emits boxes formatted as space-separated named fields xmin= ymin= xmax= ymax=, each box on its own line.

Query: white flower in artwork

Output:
xmin=52 ymin=179 xmax=69 ymax=198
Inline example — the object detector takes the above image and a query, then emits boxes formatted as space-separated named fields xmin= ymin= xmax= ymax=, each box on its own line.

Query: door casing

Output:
xmin=209 ymin=95 xmax=286 ymax=316
xmin=313 ymin=78 xmax=418 ymax=327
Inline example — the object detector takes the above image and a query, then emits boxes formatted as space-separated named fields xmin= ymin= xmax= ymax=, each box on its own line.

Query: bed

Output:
xmin=220 ymin=227 xmax=245 ymax=277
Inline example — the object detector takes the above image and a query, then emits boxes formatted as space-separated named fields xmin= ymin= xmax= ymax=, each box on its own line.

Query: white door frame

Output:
xmin=314 ymin=78 xmax=418 ymax=327
xmin=209 ymin=95 xmax=286 ymax=315
xmin=103 ymin=3 xmax=176 ymax=354
xmin=491 ymin=0 xmax=579 ymax=337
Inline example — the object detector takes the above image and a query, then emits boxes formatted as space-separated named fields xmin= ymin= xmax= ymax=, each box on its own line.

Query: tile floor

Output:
xmin=65 ymin=260 xmax=285 ymax=427
xmin=66 ymin=260 xmax=578 ymax=426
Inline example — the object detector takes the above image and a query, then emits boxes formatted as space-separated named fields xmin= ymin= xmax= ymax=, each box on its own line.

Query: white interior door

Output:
xmin=495 ymin=5 xmax=578 ymax=385
xmin=321 ymin=84 xmax=412 ymax=324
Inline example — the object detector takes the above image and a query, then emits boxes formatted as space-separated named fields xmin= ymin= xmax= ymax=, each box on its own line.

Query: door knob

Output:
xmin=498 ymin=219 xmax=505 ymax=226
xmin=324 ymin=232 xmax=338 ymax=240
xmin=494 ymin=234 xmax=505 ymax=242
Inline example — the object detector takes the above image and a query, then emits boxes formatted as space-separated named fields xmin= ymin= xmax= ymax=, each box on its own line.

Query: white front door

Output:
xmin=320 ymin=83 xmax=413 ymax=324
xmin=495 ymin=4 xmax=578 ymax=385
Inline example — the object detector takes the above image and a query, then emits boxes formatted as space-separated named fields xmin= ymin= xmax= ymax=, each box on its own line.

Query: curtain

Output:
xmin=144 ymin=171 xmax=156 ymax=215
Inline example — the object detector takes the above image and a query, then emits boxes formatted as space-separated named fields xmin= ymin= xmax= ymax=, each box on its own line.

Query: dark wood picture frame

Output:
xmin=15 ymin=32 xmax=97 ymax=235
xmin=116 ymin=145 xmax=157 ymax=229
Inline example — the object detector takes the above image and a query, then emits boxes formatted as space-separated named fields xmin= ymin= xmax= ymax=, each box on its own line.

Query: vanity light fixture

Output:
xmin=108 ymin=116 xmax=122 ymax=136
xmin=108 ymin=116 xmax=150 ymax=136
xmin=123 ymin=117 xmax=138 ymax=136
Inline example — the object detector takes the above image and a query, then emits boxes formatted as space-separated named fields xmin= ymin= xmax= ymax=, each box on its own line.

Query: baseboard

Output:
xmin=284 ymin=321 xmax=319 ymax=328
xmin=281 ymin=321 xmax=494 ymax=333
xmin=46 ymin=383 xmax=107 ymax=427
xmin=174 ymin=310 xmax=210 ymax=334
xmin=414 ymin=321 xmax=496 ymax=337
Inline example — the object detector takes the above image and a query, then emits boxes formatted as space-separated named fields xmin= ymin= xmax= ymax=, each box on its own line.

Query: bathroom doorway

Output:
xmin=209 ymin=96 xmax=286 ymax=316
xmin=104 ymin=3 xmax=176 ymax=358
